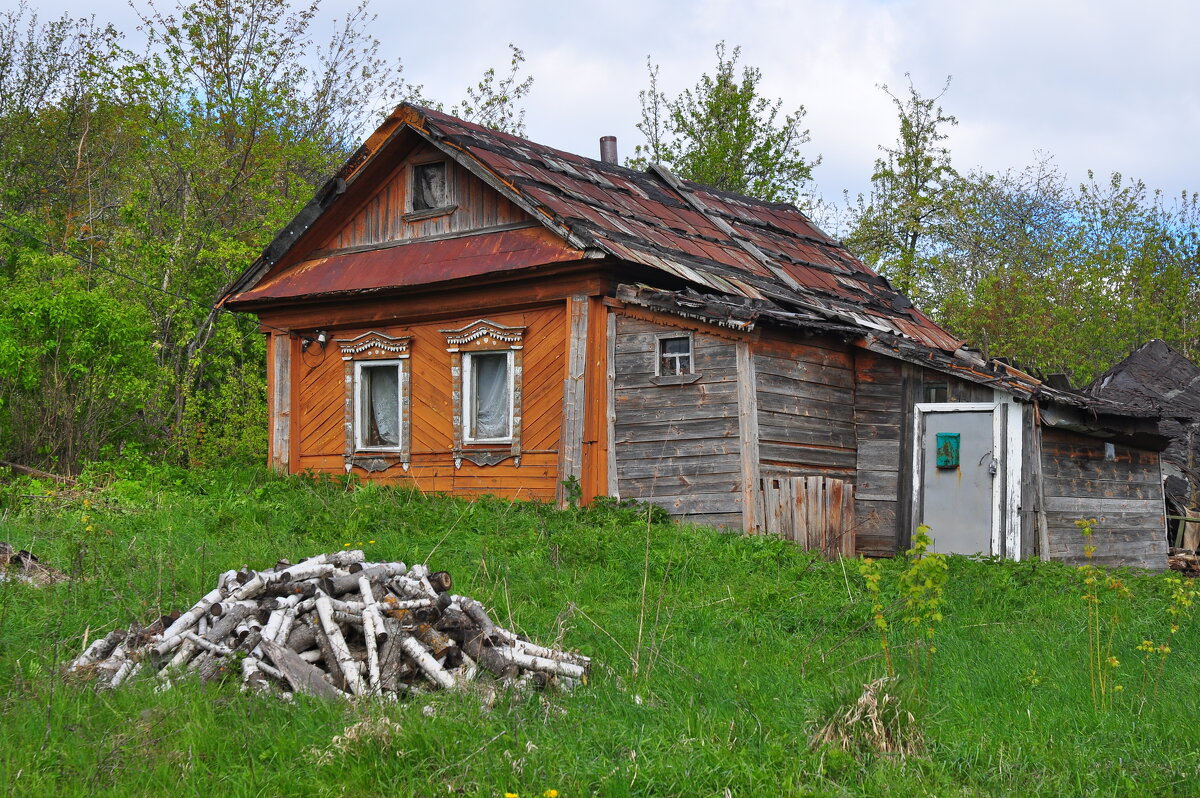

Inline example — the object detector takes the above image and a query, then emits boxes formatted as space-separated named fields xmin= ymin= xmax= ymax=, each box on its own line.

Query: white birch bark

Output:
xmin=315 ymin=595 xmax=363 ymax=695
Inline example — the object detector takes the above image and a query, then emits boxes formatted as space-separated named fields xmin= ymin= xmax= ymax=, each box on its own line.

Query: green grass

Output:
xmin=1 ymin=462 xmax=1198 ymax=796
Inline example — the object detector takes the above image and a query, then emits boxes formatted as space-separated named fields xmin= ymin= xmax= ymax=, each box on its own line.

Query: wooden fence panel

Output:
xmin=762 ymin=475 xmax=855 ymax=557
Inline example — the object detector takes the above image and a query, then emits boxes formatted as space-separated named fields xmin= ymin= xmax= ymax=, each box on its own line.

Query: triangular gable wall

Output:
xmin=319 ymin=141 xmax=534 ymax=253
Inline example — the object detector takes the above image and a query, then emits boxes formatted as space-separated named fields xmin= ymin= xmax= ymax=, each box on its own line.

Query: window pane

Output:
xmin=413 ymin=163 xmax=448 ymax=210
xmin=659 ymin=337 xmax=692 ymax=376
xmin=661 ymin=338 xmax=689 ymax=355
xmin=362 ymin=365 xmax=400 ymax=447
xmin=470 ymin=353 xmax=511 ymax=440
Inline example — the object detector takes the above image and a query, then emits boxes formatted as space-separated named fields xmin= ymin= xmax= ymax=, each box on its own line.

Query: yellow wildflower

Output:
xmin=544 ymin=791 xmax=559 ymax=798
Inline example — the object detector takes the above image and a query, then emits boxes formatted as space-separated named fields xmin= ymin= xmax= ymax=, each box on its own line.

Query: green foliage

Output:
xmin=845 ymin=75 xmax=958 ymax=299
xmin=897 ymin=525 xmax=948 ymax=695
xmin=842 ymin=76 xmax=1200 ymax=383
xmin=0 ymin=1 xmax=538 ymax=472
xmin=629 ymin=43 xmax=819 ymax=205
xmin=932 ymin=166 xmax=1200 ymax=383
xmin=0 ymin=248 xmax=165 ymax=467
xmin=449 ymin=44 xmax=534 ymax=136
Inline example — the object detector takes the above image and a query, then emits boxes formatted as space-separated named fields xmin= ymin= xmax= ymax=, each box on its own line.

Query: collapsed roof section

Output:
xmin=618 ymin=283 xmax=1166 ymax=449
xmin=1087 ymin=339 xmax=1200 ymax=481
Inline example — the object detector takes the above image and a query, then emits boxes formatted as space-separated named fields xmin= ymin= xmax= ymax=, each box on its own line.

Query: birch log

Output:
xmin=315 ymin=596 xmax=363 ymax=695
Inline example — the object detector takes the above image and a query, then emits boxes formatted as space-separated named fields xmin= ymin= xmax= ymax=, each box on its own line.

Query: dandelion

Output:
xmin=369 ymin=540 xmax=376 ymax=544
xmin=544 ymin=790 xmax=559 ymax=798
xmin=504 ymin=793 xmax=518 ymax=798
xmin=343 ymin=543 xmax=351 ymax=547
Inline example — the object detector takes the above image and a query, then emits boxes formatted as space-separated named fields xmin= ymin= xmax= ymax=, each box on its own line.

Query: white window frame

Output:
xmin=656 ymin=333 xmax=693 ymax=376
xmin=462 ymin=349 xmax=515 ymax=444
xmin=353 ymin=359 xmax=405 ymax=452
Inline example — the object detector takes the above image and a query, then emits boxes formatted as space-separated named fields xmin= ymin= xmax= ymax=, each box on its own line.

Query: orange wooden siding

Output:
xmin=293 ymin=305 xmax=565 ymax=501
xmin=323 ymin=142 xmax=531 ymax=252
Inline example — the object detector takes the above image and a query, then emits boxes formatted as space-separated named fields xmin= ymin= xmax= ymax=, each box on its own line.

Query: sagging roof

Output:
xmin=223 ymin=103 xmax=963 ymax=353
xmin=618 ymin=283 xmax=1164 ymax=436
xmin=1086 ymin=339 xmax=1200 ymax=479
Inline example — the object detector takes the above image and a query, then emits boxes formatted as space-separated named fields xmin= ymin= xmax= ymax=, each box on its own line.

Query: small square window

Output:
xmin=464 ymin=350 xmax=514 ymax=443
xmin=923 ymin=382 xmax=948 ymax=403
xmin=658 ymin=336 xmax=692 ymax=376
xmin=355 ymin=361 xmax=403 ymax=450
xmin=411 ymin=162 xmax=449 ymax=211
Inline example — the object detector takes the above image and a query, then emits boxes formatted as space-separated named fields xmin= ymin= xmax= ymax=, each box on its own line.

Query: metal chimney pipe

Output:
xmin=599 ymin=136 xmax=618 ymax=164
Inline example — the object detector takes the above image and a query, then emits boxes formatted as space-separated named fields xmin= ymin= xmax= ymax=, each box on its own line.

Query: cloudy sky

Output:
xmin=31 ymin=0 xmax=1200 ymax=206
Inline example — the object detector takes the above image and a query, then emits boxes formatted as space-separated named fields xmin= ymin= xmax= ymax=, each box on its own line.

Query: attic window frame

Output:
xmin=650 ymin=332 xmax=701 ymax=385
xmin=404 ymin=158 xmax=457 ymax=221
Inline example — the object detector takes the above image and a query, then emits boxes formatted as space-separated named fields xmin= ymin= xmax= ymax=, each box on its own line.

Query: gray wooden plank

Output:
xmin=759 ymin=442 xmax=857 ymax=469
xmin=1044 ymin=496 xmax=1164 ymax=515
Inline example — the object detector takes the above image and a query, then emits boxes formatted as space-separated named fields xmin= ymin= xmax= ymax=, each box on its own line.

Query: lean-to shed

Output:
xmin=221 ymin=104 xmax=1169 ymax=568
xmin=1087 ymin=339 xmax=1200 ymax=550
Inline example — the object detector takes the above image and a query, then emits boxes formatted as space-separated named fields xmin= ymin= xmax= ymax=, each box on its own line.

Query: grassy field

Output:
xmin=1 ymin=461 xmax=1197 ymax=797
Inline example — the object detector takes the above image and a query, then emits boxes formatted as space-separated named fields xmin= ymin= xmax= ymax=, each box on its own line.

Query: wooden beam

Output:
xmin=559 ymin=295 xmax=588 ymax=505
xmin=271 ymin=333 xmax=292 ymax=474
xmin=736 ymin=339 xmax=761 ymax=533
xmin=606 ymin=310 xmax=618 ymax=498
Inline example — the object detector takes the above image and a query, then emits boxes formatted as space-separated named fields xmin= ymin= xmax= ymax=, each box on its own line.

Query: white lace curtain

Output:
xmin=470 ymin=353 xmax=510 ymax=440
xmin=365 ymin=365 xmax=400 ymax=447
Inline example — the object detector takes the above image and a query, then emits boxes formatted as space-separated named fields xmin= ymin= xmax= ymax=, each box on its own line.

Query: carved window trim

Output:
xmin=441 ymin=319 xmax=525 ymax=468
xmin=336 ymin=332 xmax=412 ymax=471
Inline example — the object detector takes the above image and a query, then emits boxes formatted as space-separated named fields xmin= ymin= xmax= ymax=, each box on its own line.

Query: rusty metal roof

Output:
xmin=225 ymin=104 xmax=967 ymax=354
xmin=232 ymin=226 xmax=582 ymax=306
xmin=401 ymin=106 xmax=965 ymax=353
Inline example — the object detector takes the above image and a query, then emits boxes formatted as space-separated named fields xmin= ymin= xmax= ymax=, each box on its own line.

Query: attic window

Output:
xmin=411 ymin=161 xmax=450 ymax=211
xmin=923 ymin=382 xmax=948 ymax=403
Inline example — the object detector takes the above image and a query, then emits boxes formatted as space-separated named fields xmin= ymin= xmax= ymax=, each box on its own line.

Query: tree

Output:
xmin=0 ymin=0 xmax=538 ymax=471
xmin=845 ymin=75 xmax=958 ymax=299
xmin=931 ymin=163 xmax=1200 ymax=384
xmin=629 ymin=43 xmax=819 ymax=205
xmin=450 ymin=44 xmax=534 ymax=136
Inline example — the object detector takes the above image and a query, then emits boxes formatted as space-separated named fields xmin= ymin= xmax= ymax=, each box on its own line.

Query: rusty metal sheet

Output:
xmin=228 ymin=227 xmax=584 ymax=306
xmin=234 ymin=103 xmax=980 ymax=359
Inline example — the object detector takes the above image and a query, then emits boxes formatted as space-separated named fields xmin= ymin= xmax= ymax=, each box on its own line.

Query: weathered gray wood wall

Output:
xmin=754 ymin=337 xmax=857 ymax=481
xmin=853 ymin=350 xmax=997 ymax=556
xmin=853 ymin=351 xmax=906 ymax=556
xmin=612 ymin=314 xmax=744 ymax=528
xmin=1041 ymin=428 xmax=1166 ymax=569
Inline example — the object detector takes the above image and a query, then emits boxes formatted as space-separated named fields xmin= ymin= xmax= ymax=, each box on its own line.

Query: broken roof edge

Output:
xmin=617 ymin=283 xmax=1162 ymax=426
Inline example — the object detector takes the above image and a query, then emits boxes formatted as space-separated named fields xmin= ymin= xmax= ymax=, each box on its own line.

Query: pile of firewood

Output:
xmin=67 ymin=550 xmax=590 ymax=700
xmin=1168 ymin=548 xmax=1200 ymax=578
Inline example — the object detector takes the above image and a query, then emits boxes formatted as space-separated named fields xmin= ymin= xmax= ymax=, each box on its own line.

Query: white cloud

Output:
xmin=24 ymin=0 xmax=1200 ymax=199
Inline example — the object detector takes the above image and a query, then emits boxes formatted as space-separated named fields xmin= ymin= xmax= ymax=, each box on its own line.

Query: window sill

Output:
xmin=649 ymin=373 xmax=701 ymax=385
xmin=403 ymin=205 xmax=458 ymax=222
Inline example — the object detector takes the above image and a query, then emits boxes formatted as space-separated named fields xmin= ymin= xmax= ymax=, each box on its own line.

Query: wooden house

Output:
xmin=1087 ymin=339 xmax=1200 ymax=550
xmin=221 ymin=104 xmax=1169 ymax=568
